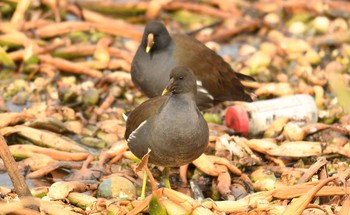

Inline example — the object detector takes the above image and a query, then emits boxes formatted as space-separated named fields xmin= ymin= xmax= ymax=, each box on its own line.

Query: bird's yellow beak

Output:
xmin=146 ymin=33 xmax=154 ymax=53
xmin=162 ymin=78 xmax=174 ymax=95
xmin=162 ymin=88 xmax=169 ymax=96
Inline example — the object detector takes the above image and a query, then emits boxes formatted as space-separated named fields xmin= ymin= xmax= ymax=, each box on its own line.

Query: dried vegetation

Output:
xmin=0 ymin=0 xmax=350 ymax=214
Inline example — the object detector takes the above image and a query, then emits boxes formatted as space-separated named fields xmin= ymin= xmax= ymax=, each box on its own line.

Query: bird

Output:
xmin=125 ymin=66 xmax=209 ymax=167
xmin=125 ymin=66 xmax=209 ymax=195
xmin=131 ymin=21 xmax=254 ymax=110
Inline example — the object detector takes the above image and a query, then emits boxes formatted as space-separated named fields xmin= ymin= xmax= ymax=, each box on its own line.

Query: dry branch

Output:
xmin=53 ymin=45 xmax=133 ymax=63
xmin=0 ymin=135 xmax=32 ymax=197
xmin=11 ymin=0 xmax=32 ymax=29
xmin=197 ymin=19 xmax=261 ymax=42
xmin=163 ymin=1 xmax=235 ymax=19
xmin=35 ymin=21 xmax=143 ymax=41
xmin=38 ymin=55 xmax=103 ymax=78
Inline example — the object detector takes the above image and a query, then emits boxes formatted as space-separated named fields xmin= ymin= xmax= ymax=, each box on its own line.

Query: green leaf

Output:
xmin=328 ymin=72 xmax=350 ymax=113
xmin=0 ymin=47 xmax=15 ymax=67
xmin=149 ymin=194 xmax=167 ymax=215
xmin=203 ymin=113 xmax=222 ymax=124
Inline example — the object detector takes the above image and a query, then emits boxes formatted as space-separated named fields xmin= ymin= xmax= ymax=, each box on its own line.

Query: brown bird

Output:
xmin=131 ymin=21 xmax=254 ymax=110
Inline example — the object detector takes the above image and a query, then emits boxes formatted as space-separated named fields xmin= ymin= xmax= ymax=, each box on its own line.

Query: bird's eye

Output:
xmin=179 ymin=76 xmax=184 ymax=80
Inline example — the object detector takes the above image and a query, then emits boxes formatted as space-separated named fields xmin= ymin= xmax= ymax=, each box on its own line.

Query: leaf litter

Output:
xmin=0 ymin=0 xmax=350 ymax=214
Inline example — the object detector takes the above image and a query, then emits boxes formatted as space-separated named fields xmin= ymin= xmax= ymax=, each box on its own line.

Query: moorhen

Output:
xmin=125 ymin=66 xmax=209 ymax=194
xmin=125 ymin=65 xmax=209 ymax=167
xmin=131 ymin=21 xmax=254 ymax=110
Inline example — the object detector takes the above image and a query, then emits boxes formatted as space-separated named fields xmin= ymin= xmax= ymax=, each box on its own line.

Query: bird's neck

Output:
xmin=169 ymin=93 xmax=197 ymax=106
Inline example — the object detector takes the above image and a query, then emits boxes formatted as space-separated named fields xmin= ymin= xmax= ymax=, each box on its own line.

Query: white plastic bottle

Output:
xmin=225 ymin=94 xmax=318 ymax=136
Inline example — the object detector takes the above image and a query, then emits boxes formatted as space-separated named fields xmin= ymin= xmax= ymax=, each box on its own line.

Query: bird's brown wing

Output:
xmin=124 ymin=96 xmax=167 ymax=140
xmin=172 ymin=33 xmax=253 ymax=102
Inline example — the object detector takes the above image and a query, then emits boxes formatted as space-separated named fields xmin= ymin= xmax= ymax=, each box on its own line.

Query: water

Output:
xmin=0 ymin=172 xmax=51 ymax=189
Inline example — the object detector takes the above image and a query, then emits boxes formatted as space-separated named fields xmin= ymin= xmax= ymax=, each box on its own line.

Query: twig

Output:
xmin=297 ymin=157 xmax=328 ymax=184
xmin=8 ymin=39 xmax=65 ymax=61
xmin=38 ymin=55 xmax=103 ymax=78
xmin=75 ymin=0 xmax=149 ymax=11
xmin=163 ymin=1 xmax=235 ymax=20
xmin=0 ymin=135 xmax=35 ymax=204
xmin=27 ymin=161 xmax=83 ymax=178
xmin=53 ymin=45 xmax=133 ymax=64
xmin=254 ymin=0 xmax=350 ymax=17
xmin=41 ymin=0 xmax=61 ymax=22
xmin=35 ymin=21 xmax=143 ymax=41
xmin=196 ymin=19 xmax=261 ymax=42
xmin=145 ymin=0 xmax=164 ymax=20
xmin=77 ymin=59 xmax=130 ymax=71
xmin=0 ymin=32 xmax=30 ymax=46
xmin=35 ymin=21 xmax=93 ymax=38
xmin=327 ymin=0 xmax=350 ymax=14
xmin=208 ymin=0 xmax=242 ymax=16
xmin=283 ymin=176 xmax=337 ymax=215
xmin=308 ymin=31 xmax=350 ymax=46
xmin=254 ymin=0 xmax=323 ymax=14
xmin=10 ymin=0 xmax=32 ymax=29
xmin=71 ymin=5 xmax=144 ymax=40
xmin=92 ymin=91 xmax=116 ymax=120
xmin=67 ymin=4 xmax=144 ymax=35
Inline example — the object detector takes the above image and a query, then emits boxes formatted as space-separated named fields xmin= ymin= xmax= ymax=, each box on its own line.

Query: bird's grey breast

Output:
xmin=135 ymin=44 xmax=178 ymax=96
xmin=155 ymin=97 xmax=201 ymax=140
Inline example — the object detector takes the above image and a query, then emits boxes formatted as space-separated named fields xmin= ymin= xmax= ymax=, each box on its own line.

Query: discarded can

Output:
xmin=225 ymin=94 xmax=318 ymax=136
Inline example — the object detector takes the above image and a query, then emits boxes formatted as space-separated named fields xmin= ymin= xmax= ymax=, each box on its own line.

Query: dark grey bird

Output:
xmin=131 ymin=21 xmax=254 ymax=110
xmin=125 ymin=66 xmax=209 ymax=166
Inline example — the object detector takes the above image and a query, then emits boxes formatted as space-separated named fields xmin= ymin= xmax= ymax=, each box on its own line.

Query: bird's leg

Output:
xmin=140 ymin=170 xmax=148 ymax=200
xmin=180 ymin=164 xmax=189 ymax=185
xmin=162 ymin=167 xmax=171 ymax=189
